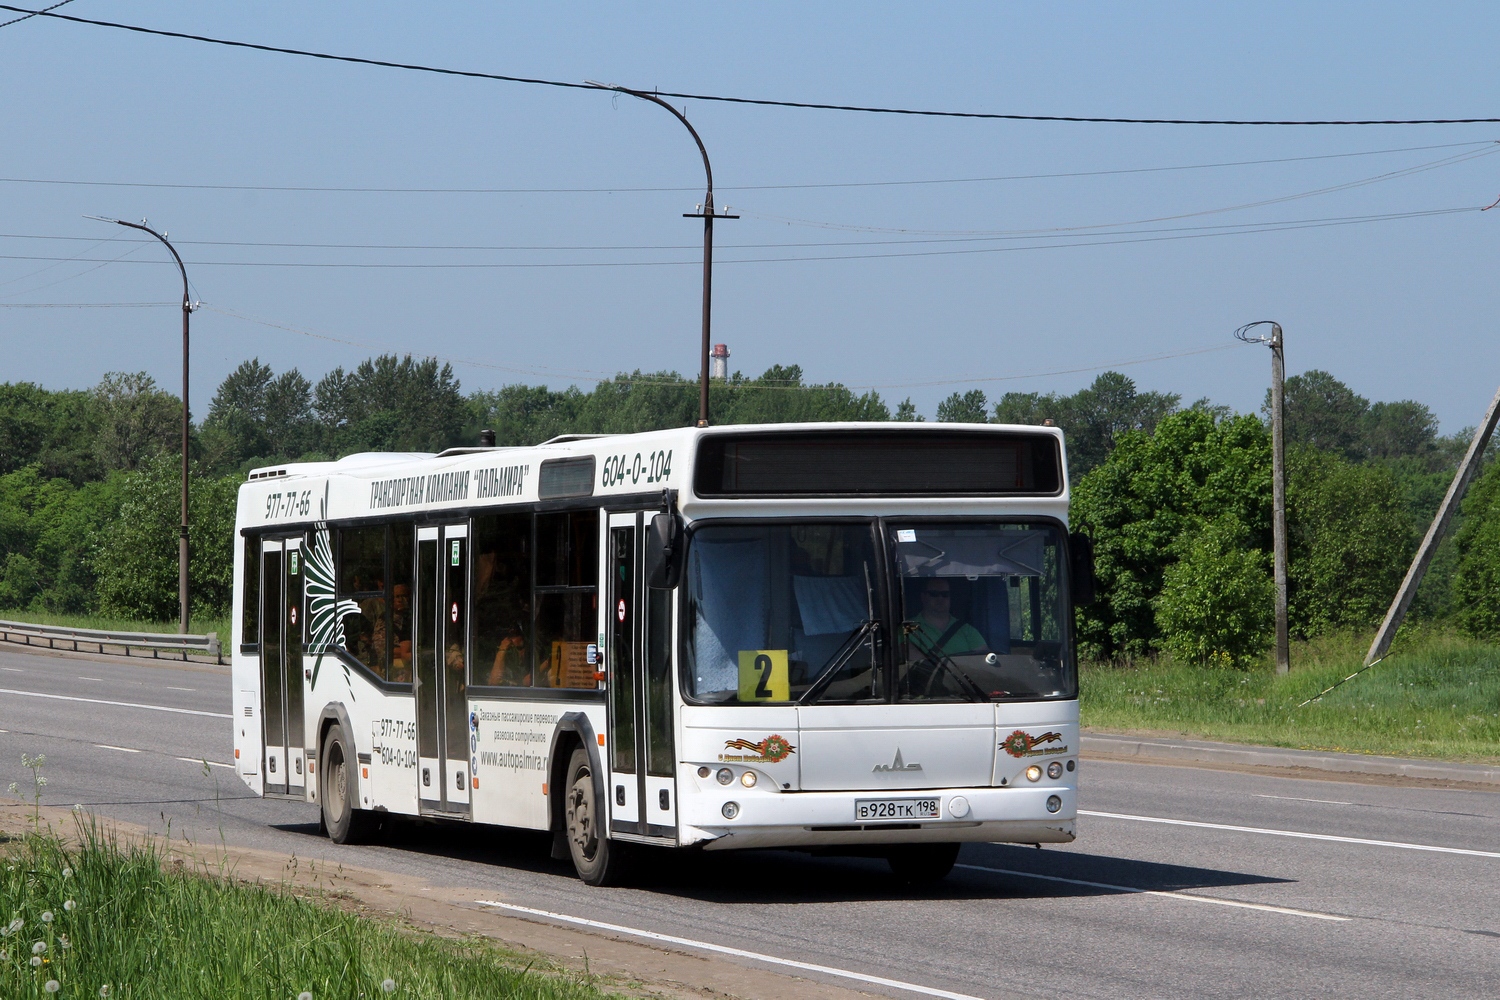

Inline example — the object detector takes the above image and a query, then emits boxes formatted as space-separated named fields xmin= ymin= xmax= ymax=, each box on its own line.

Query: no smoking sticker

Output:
xmin=616 ymin=599 xmax=626 ymax=622
xmin=289 ymin=606 xmax=297 ymax=626
xmin=450 ymin=601 xmax=460 ymax=623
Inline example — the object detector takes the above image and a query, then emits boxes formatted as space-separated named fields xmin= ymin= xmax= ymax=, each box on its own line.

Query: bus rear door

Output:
xmin=259 ymin=537 xmax=306 ymax=796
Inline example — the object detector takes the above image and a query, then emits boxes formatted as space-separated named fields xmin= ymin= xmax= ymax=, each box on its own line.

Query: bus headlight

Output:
xmin=722 ymin=801 xmax=740 ymax=819
xmin=1047 ymin=761 xmax=1063 ymax=780
xmin=698 ymin=766 xmax=711 ymax=778
xmin=1046 ymin=795 xmax=1062 ymax=813
xmin=739 ymin=770 xmax=757 ymax=788
xmin=1025 ymin=765 xmax=1042 ymax=782
xmin=716 ymin=767 xmax=733 ymax=785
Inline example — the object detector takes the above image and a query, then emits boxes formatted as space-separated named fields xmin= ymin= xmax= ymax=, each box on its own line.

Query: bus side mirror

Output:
xmin=646 ymin=513 xmax=684 ymax=590
xmin=1069 ymin=532 xmax=1097 ymax=606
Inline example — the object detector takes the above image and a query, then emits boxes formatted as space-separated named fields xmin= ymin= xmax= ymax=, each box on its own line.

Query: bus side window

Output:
xmin=535 ymin=510 xmax=599 ymax=689
xmin=338 ymin=525 xmax=389 ymax=678
xmin=472 ymin=511 xmax=532 ymax=687
xmin=241 ymin=536 xmax=260 ymax=648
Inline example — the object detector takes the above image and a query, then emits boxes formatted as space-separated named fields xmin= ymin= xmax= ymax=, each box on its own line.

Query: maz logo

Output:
xmin=873 ymin=749 xmax=923 ymax=773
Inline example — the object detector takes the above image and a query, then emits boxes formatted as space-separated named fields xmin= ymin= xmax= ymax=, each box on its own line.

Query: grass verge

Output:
xmin=0 ymin=820 xmax=620 ymax=999
xmin=1081 ymin=630 xmax=1500 ymax=763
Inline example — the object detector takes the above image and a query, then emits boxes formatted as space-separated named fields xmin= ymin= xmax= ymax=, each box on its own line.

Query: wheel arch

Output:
xmin=547 ymin=711 xmax=604 ymax=856
xmin=316 ymin=702 xmax=359 ymax=807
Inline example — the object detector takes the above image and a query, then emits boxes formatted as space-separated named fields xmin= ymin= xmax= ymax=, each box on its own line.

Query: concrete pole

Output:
xmin=1270 ymin=324 xmax=1289 ymax=674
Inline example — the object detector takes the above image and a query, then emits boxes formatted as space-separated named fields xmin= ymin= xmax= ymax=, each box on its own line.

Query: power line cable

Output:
xmin=0 ymin=141 xmax=1492 ymax=194
xmin=0 ymin=0 xmax=69 ymax=30
xmin=0 ymin=205 xmax=1480 ymax=270
xmin=4 ymin=5 xmax=1499 ymax=126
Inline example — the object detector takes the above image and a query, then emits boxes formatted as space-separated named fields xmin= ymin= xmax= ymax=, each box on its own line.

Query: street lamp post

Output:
xmin=90 ymin=217 xmax=194 ymax=633
xmin=587 ymin=83 xmax=737 ymax=427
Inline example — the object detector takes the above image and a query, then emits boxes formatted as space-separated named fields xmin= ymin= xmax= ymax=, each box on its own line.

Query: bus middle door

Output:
xmin=415 ymin=524 xmax=472 ymax=817
xmin=258 ymin=537 xmax=306 ymax=796
xmin=606 ymin=512 xmax=677 ymax=841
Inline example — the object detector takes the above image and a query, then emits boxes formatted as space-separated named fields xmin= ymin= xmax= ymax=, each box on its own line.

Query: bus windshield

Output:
xmin=891 ymin=522 xmax=1073 ymax=703
xmin=683 ymin=519 xmax=1075 ymax=705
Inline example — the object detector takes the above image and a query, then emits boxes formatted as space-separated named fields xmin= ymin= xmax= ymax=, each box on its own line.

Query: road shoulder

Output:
xmin=1082 ymin=730 xmax=1500 ymax=790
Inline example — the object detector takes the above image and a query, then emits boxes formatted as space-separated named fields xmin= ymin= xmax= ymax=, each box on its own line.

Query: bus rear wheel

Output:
xmin=886 ymin=842 xmax=960 ymax=883
xmin=564 ymin=747 xmax=629 ymax=886
xmin=321 ymin=723 xmax=373 ymax=844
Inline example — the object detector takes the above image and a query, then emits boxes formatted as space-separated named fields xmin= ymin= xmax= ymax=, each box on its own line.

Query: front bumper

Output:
xmin=679 ymin=784 xmax=1076 ymax=849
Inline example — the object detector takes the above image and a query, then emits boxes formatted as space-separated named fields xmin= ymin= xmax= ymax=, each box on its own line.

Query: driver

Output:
xmin=908 ymin=579 xmax=986 ymax=658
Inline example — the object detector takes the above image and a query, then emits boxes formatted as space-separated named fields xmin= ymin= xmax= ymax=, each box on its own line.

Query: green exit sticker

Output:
xmin=450 ymin=539 xmax=461 ymax=565
xmin=288 ymin=551 xmax=299 ymax=575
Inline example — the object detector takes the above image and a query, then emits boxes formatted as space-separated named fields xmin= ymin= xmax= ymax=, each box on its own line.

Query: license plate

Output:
xmin=855 ymin=797 xmax=941 ymax=822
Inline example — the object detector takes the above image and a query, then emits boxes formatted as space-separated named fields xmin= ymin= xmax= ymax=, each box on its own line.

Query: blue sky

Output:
xmin=2 ymin=2 xmax=1498 ymax=428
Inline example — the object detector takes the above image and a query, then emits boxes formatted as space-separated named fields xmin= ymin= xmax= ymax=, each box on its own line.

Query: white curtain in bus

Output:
xmin=792 ymin=575 xmax=864 ymax=635
xmin=690 ymin=535 xmax=767 ymax=694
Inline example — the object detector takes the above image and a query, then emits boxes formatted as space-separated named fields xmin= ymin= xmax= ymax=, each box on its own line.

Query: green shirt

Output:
xmin=909 ymin=617 xmax=987 ymax=658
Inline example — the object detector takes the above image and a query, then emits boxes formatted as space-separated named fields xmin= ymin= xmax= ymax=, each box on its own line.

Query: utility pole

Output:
xmin=89 ymin=216 xmax=195 ymax=633
xmin=586 ymin=82 xmax=737 ymax=427
xmin=1365 ymin=382 xmax=1500 ymax=666
xmin=1237 ymin=321 xmax=1289 ymax=674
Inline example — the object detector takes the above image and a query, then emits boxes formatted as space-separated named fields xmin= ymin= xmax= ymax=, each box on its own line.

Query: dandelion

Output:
xmin=299 ymin=992 xmax=313 ymax=1000
xmin=8 ymin=917 xmax=22 ymax=932
xmin=41 ymin=911 xmax=53 ymax=923
xmin=0 ymin=948 xmax=7 ymax=961
xmin=382 ymin=979 xmax=396 ymax=994
xmin=62 ymin=868 xmax=72 ymax=878
xmin=58 ymin=935 xmax=70 ymax=950
xmin=33 ymin=940 xmax=47 ymax=954
xmin=72 ymin=804 xmax=83 ymax=812
xmin=100 ymin=987 xmax=112 ymax=998
xmin=64 ymin=900 xmax=75 ymax=912
xmin=45 ymin=981 xmax=60 ymax=993
xmin=31 ymin=955 xmax=42 ymax=967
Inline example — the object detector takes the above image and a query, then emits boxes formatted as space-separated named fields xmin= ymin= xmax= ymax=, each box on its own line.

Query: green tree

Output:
xmin=936 ymin=389 xmax=989 ymax=423
xmin=0 ymin=467 xmax=123 ymax=612
xmin=1285 ymin=448 xmax=1417 ymax=636
xmin=1451 ymin=459 xmax=1500 ymax=639
xmin=93 ymin=372 xmax=180 ymax=472
xmin=94 ymin=457 xmax=240 ymax=621
xmin=994 ymin=372 xmax=1179 ymax=477
xmin=314 ymin=355 xmax=466 ymax=454
xmin=1070 ymin=409 xmax=1271 ymax=659
xmin=1155 ymin=517 xmax=1274 ymax=666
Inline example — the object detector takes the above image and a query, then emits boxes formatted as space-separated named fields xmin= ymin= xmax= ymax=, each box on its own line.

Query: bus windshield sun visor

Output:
xmin=693 ymin=430 xmax=1061 ymax=498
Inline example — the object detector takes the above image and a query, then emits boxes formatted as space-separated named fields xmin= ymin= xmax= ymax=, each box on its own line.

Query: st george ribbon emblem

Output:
xmin=1002 ymin=729 xmax=1065 ymax=758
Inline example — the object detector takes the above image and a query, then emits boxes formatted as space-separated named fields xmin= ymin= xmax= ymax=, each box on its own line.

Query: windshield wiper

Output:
xmin=798 ymin=619 xmax=880 ymax=705
xmin=904 ymin=623 xmax=988 ymax=703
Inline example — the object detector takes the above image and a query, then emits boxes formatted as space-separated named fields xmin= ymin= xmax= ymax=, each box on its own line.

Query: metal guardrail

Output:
xmin=0 ymin=619 xmax=222 ymax=664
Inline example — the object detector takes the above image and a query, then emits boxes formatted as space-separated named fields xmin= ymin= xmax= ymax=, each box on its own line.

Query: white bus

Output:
xmin=231 ymin=423 xmax=1093 ymax=885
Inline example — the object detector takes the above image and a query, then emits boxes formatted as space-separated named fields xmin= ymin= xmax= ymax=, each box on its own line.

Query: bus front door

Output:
xmin=259 ymin=537 xmax=306 ymax=796
xmin=606 ymin=512 xmax=677 ymax=841
xmin=415 ymin=524 xmax=472 ymax=817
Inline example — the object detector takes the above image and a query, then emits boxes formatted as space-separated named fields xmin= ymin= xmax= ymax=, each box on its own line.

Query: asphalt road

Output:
xmin=2 ymin=644 xmax=1497 ymax=1000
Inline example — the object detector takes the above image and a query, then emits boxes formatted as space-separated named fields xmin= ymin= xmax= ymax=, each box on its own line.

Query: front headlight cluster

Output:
xmin=1023 ymin=759 xmax=1075 ymax=782
xmin=697 ymin=765 xmax=759 ymax=788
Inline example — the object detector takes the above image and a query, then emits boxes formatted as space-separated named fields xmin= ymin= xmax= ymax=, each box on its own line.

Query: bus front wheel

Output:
xmin=886 ymin=842 xmax=960 ymax=883
xmin=320 ymin=723 xmax=373 ymax=844
xmin=564 ymin=747 xmax=629 ymax=886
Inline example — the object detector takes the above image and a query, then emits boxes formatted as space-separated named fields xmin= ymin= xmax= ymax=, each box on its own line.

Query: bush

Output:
xmin=94 ymin=457 xmax=240 ymax=621
xmin=1452 ymin=459 xmax=1500 ymax=639
xmin=1154 ymin=518 xmax=1274 ymax=666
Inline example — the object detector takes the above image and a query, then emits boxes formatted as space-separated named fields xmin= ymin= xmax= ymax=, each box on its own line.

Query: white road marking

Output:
xmin=166 ymin=686 xmax=195 ymax=692
xmin=77 ymin=676 xmax=103 ymax=682
xmin=175 ymin=757 xmax=233 ymax=769
xmin=1080 ymin=809 xmax=1500 ymax=859
xmin=956 ymin=864 xmax=1347 ymax=921
xmin=0 ymin=667 xmax=21 ymax=673
xmin=477 ymin=900 xmax=987 ymax=1000
xmin=95 ymin=744 xmax=140 ymax=753
xmin=0 ymin=687 xmax=230 ymax=719
xmin=1254 ymin=794 xmax=1353 ymax=806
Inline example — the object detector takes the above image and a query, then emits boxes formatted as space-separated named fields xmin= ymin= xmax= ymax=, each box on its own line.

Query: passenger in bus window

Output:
xmin=445 ymin=640 xmax=465 ymax=693
xmin=389 ymin=583 xmax=412 ymax=682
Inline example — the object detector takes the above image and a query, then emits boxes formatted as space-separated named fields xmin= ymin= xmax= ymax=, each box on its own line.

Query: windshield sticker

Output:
xmin=722 ymin=734 xmax=796 ymax=764
xmin=896 ymin=529 xmax=916 ymax=543
xmin=738 ymin=649 xmax=789 ymax=701
xmin=1002 ymin=729 xmax=1066 ymax=758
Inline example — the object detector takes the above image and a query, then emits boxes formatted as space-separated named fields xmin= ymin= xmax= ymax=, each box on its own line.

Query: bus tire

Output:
xmin=886 ymin=842 xmax=960 ymax=883
xmin=320 ymin=723 xmax=372 ymax=844
xmin=564 ymin=747 xmax=629 ymax=886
